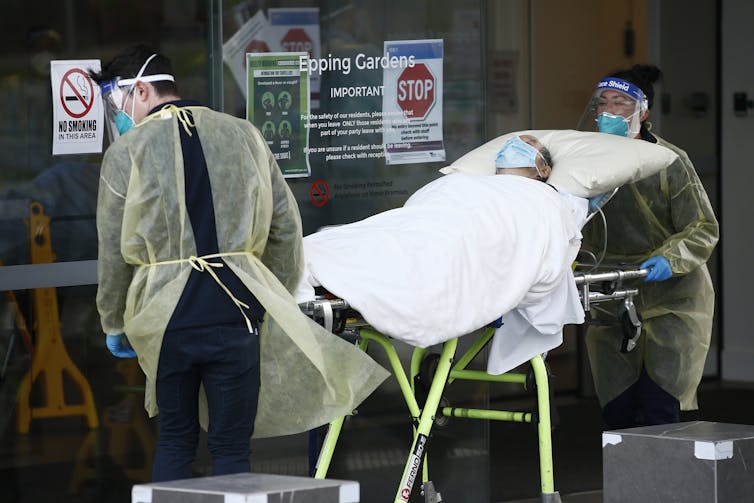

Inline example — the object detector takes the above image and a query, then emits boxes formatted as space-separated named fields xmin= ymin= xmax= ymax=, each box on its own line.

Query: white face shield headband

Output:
xmin=99 ymin=53 xmax=175 ymax=142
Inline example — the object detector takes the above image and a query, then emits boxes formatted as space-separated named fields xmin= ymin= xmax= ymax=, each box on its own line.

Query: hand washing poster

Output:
xmin=246 ymin=52 xmax=310 ymax=178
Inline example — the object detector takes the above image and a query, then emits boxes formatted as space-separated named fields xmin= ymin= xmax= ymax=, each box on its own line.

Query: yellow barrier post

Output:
xmin=16 ymin=202 xmax=99 ymax=433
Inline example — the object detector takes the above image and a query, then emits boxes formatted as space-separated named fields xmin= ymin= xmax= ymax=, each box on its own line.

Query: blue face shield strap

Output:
xmin=595 ymin=77 xmax=648 ymax=113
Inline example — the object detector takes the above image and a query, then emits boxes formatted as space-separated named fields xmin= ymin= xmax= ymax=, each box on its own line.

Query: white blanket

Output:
xmin=296 ymin=173 xmax=588 ymax=374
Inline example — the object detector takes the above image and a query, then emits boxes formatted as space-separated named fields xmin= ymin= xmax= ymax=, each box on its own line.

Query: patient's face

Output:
xmin=495 ymin=134 xmax=550 ymax=180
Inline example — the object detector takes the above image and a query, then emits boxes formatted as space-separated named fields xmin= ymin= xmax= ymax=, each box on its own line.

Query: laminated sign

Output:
xmin=247 ymin=52 xmax=311 ymax=178
xmin=51 ymin=60 xmax=104 ymax=155
xmin=268 ymin=7 xmax=321 ymax=108
xmin=382 ymin=40 xmax=445 ymax=165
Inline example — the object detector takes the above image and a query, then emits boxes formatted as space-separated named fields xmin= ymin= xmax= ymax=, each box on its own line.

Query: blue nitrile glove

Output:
xmin=640 ymin=256 xmax=672 ymax=282
xmin=106 ymin=333 xmax=137 ymax=358
xmin=491 ymin=316 xmax=504 ymax=328
xmin=588 ymin=193 xmax=609 ymax=211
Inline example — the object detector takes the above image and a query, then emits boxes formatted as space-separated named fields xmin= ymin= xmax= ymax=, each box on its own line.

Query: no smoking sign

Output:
xmin=309 ymin=179 xmax=330 ymax=207
xmin=59 ymin=68 xmax=95 ymax=119
xmin=51 ymin=59 xmax=104 ymax=155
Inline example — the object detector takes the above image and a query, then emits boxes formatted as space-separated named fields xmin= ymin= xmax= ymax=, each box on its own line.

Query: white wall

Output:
xmin=721 ymin=0 xmax=754 ymax=381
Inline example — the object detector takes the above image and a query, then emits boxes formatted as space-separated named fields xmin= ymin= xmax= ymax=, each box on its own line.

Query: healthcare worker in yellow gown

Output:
xmin=578 ymin=64 xmax=719 ymax=428
xmin=92 ymin=45 xmax=387 ymax=481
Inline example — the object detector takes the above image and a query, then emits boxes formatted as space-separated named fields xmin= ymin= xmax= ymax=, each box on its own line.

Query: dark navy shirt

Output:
xmin=161 ymin=100 xmax=264 ymax=331
xmin=639 ymin=125 xmax=657 ymax=143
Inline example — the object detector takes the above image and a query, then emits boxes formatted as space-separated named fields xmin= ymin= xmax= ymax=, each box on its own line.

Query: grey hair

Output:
xmin=539 ymin=145 xmax=553 ymax=168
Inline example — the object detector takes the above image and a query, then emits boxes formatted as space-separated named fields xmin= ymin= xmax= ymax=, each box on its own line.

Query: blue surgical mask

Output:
xmin=114 ymin=110 xmax=134 ymax=135
xmin=597 ymin=112 xmax=630 ymax=137
xmin=495 ymin=136 xmax=541 ymax=169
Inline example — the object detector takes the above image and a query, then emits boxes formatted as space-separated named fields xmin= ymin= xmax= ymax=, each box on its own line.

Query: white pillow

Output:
xmin=439 ymin=129 xmax=679 ymax=197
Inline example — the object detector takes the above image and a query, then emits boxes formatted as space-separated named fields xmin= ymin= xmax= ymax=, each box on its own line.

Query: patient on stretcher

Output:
xmin=296 ymin=134 xmax=589 ymax=375
xmin=494 ymin=134 xmax=553 ymax=181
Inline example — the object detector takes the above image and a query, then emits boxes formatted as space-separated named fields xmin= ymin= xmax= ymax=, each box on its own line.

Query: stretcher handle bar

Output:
xmin=585 ymin=288 xmax=639 ymax=304
xmin=298 ymin=297 xmax=350 ymax=316
xmin=574 ymin=268 xmax=648 ymax=286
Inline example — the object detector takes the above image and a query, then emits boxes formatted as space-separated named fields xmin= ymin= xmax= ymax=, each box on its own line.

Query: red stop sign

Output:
xmin=281 ymin=28 xmax=313 ymax=57
xmin=396 ymin=63 xmax=436 ymax=120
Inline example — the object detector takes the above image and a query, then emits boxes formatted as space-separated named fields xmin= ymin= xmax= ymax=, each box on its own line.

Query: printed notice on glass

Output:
xmin=382 ymin=40 xmax=445 ymax=165
xmin=267 ymin=7 xmax=321 ymax=109
xmin=247 ymin=52 xmax=310 ymax=178
xmin=51 ymin=59 xmax=104 ymax=155
xmin=222 ymin=10 xmax=270 ymax=95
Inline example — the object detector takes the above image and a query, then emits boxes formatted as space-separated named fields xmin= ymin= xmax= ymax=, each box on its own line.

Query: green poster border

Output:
xmin=246 ymin=52 xmax=311 ymax=177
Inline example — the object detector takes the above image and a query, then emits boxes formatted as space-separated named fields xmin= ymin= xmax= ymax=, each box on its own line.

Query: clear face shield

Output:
xmin=100 ymin=77 xmax=130 ymax=144
xmin=98 ymin=53 xmax=175 ymax=144
xmin=577 ymin=77 xmax=648 ymax=138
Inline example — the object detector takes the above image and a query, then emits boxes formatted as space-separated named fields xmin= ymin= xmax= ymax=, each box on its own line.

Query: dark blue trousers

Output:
xmin=602 ymin=367 xmax=680 ymax=429
xmin=152 ymin=323 xmax=260 ymax=482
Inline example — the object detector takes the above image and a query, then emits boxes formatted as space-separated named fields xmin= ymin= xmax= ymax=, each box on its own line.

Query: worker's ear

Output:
xmin=133 ymin=81 xmax=150 ymax=104
xmin=131 ymin=81 xmax=155 ymax=124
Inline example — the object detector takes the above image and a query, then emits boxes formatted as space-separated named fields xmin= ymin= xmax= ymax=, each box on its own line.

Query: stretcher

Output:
xmin=300 ymin=266 xmax=648 ymax=503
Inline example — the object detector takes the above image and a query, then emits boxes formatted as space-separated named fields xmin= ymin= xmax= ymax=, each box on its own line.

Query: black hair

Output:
xmin=89 ymin=44 xmax=178 ymax=97
xmin=607 ymin=64 xmax=662 ymax=110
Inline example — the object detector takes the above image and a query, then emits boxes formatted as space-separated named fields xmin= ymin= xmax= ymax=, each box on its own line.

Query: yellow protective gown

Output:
xmin=581 ymin=134 xmax=719 ymax=410
xmin=96 ymin=105 xmax=388 ymax=437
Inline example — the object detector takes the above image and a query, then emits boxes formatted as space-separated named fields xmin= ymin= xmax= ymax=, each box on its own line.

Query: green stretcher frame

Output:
xmin=313 ymin=325 xmax=560 ymax=503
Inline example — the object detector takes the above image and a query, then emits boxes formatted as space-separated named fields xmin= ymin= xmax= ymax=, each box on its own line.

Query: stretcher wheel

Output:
xmin=415 ymin=354 xmax=452 ymax=428
xmin=414 ymin=353 xmax=438 ymax=408
xmin=418 ymin=353 xmax=440 ymax=389
xmin=434 ymin=396 xmax=451 ymax=428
